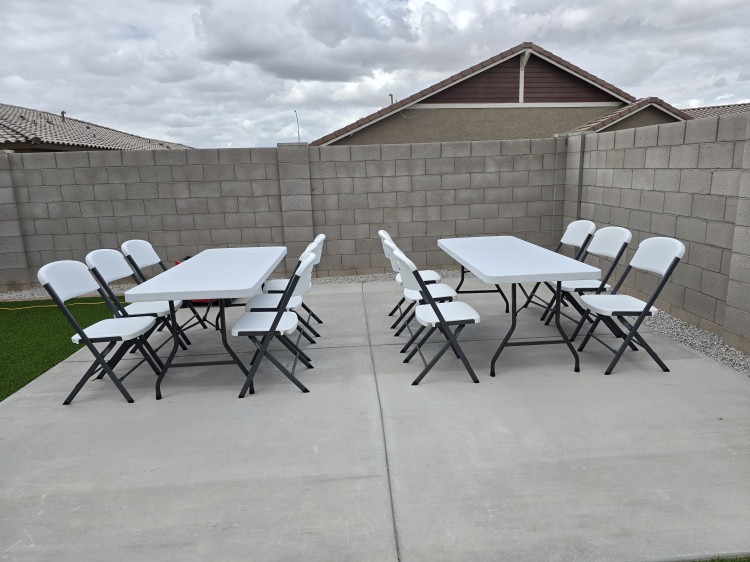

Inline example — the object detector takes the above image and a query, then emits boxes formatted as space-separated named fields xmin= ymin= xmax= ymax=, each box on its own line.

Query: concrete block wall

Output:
xmin=4 ymin=112 xmax=750 ymax=352
xmin=0 ymin=152 xmax=30 ymax=289
xmin=7 ymin=147 xmax=284 ymax=286
xmin=567 ymin=112 xmax=750 ymax=352
xmin=724 ymin=117 xmax=750 ymax=352
xmin=308 ymin=138 xmax=563 ymax=276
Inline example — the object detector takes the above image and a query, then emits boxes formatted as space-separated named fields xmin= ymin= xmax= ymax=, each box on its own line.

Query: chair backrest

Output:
xmin=381 ymin=238 xmax=401 ymax=275
xmin=291 ymin=252 xmax=317 ymax=298
xmin=378 ymin=230 xmax=395 ymax=264
xmin=85 ymin=249 xmax=137 ymax=284
xmin=38 ymin=261 xmax=101 ymax=302
xmin=630 ymin=237 xmax=686 ymax=277
xmin=560 ymin=220 xmax=596 ymax=251
xmin=389 ymin=247 xmax=421 ymax=293
xmin=121 ymin=239 xmax=162 ymax=269
xmin=584 ymin=227 xmax=632 ymax=260
xmin=309 ymin=234 xmax=326 ymax=265
xmin=390 ymin=247 xmax=449 ymax=325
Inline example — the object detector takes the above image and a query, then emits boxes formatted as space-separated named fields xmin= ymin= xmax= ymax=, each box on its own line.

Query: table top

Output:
xmin=125 ymin=246 xmax=286 ymax=302
xmin=438 ymin=236 xmax=600 ymax=284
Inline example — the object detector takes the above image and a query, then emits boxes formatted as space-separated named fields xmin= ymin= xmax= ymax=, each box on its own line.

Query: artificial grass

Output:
xmin=0 ymin=297 xmax=118 ymax=402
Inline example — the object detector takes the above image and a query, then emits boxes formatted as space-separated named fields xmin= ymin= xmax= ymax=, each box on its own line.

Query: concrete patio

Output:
xmin=1 ymin=278 xmax=749 ymax=561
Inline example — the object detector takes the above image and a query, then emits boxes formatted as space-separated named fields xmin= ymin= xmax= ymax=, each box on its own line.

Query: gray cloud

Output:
xmin=1 ymin=0 xmax=749 ymax=147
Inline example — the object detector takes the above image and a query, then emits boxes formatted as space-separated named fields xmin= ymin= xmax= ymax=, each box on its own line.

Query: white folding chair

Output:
xmin=378 ymin=230 xmax=441 ymax=317
xmin=391 ymin=248 xmax=480 ymax=385
xmin=540 ymin=226 xmax=632 ymax=336
xmin=38 ymin=261 xmax=163 ymax=404
xmin=264 ymin=234 xmax=326 ymax=329
xmin=85 ymin=249 xmax=190 ymax=351
xmin=578 ymin=237 xmax=685 ymax=375
xmin=521 ymin=219 xmax=596 ymax=311
xmin=121 ymin=239 xmax=208 ymax=330
xmin=244 ymin=250 xmax=319 ymax=344
xmin=381 ymin=237 xmax=457 ymax=336
xmin=233 ymin=253 xmax=317 ymax=397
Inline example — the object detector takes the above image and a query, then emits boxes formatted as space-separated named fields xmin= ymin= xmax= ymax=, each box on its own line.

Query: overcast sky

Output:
xmin=2 ymin=0 xmax=749 ymax=148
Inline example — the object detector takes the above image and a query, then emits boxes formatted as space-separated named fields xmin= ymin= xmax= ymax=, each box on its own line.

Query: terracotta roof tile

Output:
xmin=0 ymin=102 xmax=191 ymax=150
xmin=311 ymin=42 xmax=637 ymax=146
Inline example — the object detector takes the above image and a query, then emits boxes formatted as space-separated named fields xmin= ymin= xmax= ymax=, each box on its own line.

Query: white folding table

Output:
xmin=438 ymin=236 xmax=600 ymax=374
xmin=125 ymin=246 xmax=286 ymax=399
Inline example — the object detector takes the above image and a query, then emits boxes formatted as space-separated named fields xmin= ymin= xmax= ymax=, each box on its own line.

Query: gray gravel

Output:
xmin=4 ymin=272 xmax=748 ymax=378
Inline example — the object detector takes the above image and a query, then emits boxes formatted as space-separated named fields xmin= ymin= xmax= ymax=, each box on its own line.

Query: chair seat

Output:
xmin=263 ymin=278 xmax=289 ymax=293
xmin=560 ymin=279 xmax=610 ymax=292
xmin=245 ymin=293 xmax=302 ymax=312
xmin=580 ymin=294 xmax=658 ymax=316
xmin=415 ymin=302 xmax=480 ymax=327
xmin=396 ymin=269 xmax=440 ymax=286
xmin=231 ymin=311 xmax=298 ymax=336
xmin=72 ymin=316 xmax=156 ymax=344
xmin=123 ymin=300 xmax=180 ymax=317
xmin=404 ymin=283 xmax=456 ymax=303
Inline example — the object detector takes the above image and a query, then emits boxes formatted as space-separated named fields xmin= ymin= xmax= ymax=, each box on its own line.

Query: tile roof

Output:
xmin=570 ymin=97 xmax=693 ymax=133
xmin=311 ymin=42 xmax=637 ymax=146
xmin=681 ymin=102 xmax=750 ymax=119
xmin=0 ymin=102 xmax=191 ymax=150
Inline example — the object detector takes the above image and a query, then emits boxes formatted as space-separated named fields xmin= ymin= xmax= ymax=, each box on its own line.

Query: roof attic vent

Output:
xmin=61 ymin=110 xmax=66 ymax=122
xmin=19 ymin=114 xmax=26 ymax=120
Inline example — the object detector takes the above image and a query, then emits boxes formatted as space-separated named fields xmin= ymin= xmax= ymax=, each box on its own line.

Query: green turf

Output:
xmin=0 ymin=297 xmax=118 ymax=402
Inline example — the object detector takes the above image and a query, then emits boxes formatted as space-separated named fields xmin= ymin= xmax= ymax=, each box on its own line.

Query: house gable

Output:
xmin=523 ymin=55 xmax=621 ymax=103
xmin=423 ymin=57 xmax=520 ymax=103
xmin=311 ymin=42 xmax=653 ymax=146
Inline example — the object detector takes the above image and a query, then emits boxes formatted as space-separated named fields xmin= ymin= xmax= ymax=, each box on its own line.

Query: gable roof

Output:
xmin=681 ymin=102 xmax=750 ymax=119
xmin=0 ymin=102 xmax=191 ymax=151
xmin=311 ymin=42 xmax=637 ymax=146
xmin=571 ymin=97 xmax=693 ymax=133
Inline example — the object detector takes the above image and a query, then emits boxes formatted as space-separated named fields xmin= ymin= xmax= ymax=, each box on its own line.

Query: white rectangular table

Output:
xmin=125 ymin=246 xmax=286 ymax=399
xmin=438 ymin=236 xmax=601 ymax=374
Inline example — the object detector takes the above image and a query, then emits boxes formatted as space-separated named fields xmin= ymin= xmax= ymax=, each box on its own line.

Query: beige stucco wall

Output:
xmin=603 ymin=106 xmax=679 ymax=132
xmin=330 ymin=107 xmax=621 ymax=145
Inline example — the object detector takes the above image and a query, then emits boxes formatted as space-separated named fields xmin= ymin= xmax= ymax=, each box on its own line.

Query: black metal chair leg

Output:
xmin=296 ymin=313 xmax=321 ymax=338
xmin=388 ymin=297 xmax=406 ymax=317
xmin=302 ymin=302 xmax=323 ymax=324
xmin=390 ymin=302 xmax=415 ymax=330
xmin=400 ymin=325 xmax=425 ymax=353
xmin=278 ymin=335 xmax=313 ymax=366
xmin=404 ymin=326 xmax=437 ymax=363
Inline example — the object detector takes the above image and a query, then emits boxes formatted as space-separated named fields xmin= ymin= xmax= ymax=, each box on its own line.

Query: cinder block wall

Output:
xmin=3 ymin=112 xmax=750 ymax=352
xmin=308 ymin=139 xmax=563 ymax=276
xmin=6 ymin=147 xmax=283 ymax=288
xmin=565 ymin=112 xmax=750 ymax=352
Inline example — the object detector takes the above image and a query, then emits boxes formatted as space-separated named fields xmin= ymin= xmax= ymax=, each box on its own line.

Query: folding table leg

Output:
xmin=552 ymin=281 xmax=580 ymax=372
xmin=155 ymin=301 xmax=183 ymax=400
xmin=491 ymin=284 xmax=518 ymax=376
